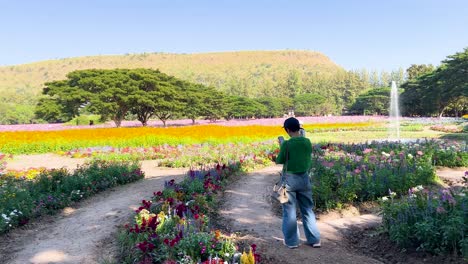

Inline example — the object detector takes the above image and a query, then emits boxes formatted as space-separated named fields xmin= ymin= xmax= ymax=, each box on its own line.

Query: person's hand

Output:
xmin=278 ymin=136 xmax=284 ymax=145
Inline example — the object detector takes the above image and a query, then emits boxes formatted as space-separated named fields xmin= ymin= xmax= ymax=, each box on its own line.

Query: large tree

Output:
xmin=351 ymin=88 xmax=393 ymax=115
xmin=35 ymin=79 xmax=92 ymax=123
xmin=128 ymin=69 xmax=180 ymax=126
xmin=401 ymin=48 xmax=467 ymax=117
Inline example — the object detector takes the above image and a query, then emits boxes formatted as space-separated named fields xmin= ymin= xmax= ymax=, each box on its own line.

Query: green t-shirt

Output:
xmin=276 ymin=136 xmax=312 ymax=174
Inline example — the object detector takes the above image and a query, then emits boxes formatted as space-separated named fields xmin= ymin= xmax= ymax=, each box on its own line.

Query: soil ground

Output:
xmin=1 ymin=155 xmax=466 ymax=263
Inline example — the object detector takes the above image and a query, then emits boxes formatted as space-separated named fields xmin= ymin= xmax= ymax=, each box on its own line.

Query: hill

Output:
xmin=0 ymin=50 xmax=342 ymax=97
xmin=0 ymin=50 xmax=369 ymax=125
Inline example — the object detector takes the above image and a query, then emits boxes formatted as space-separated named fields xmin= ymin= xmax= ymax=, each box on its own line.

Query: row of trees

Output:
xmin=36 ymin=69 xmax=332 ymax=127
xmin=32 ymin=48 xmax=468 ymax=124
xmin=349 ymin=48 xmax=467 ymax=117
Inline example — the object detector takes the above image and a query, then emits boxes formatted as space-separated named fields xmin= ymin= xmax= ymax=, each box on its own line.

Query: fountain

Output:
xmin=389 ymin=81 xmax=400 ymax=140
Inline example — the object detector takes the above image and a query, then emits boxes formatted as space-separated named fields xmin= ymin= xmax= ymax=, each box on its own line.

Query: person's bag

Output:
xmin=272 ymin=181 xmax=288 ymax=204
xmin=272 ymin=141 xmax=289 ymax=204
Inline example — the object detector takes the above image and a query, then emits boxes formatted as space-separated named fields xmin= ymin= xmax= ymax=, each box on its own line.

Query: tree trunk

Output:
xmin=191 ymin=119 xmax=196 ymax=125
xmin=113 ymin=119 xmax=122 ymax=127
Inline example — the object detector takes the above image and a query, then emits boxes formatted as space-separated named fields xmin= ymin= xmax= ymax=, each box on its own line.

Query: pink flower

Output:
xmin=363 ymin=148 xmax=373 ymax=154
xmin=417 ymin=151 xmax=423 ymax=156
xmin=436 ymin=206 xmax=446 ymax=213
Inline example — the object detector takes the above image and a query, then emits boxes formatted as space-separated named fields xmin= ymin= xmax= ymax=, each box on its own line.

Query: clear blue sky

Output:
xmin=1 ymin=0 xmax=467 ymax=72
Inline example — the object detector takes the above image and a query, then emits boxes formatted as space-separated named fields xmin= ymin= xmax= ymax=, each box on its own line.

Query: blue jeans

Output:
xmin=282 ymin=172 xmax=320 ymax=246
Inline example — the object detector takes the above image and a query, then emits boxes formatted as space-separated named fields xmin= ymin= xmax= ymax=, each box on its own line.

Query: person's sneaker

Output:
xmin=283 ymin=241 xmax=299 ymax=249
xmin=312 ymin=240 xmax=321 ymax=248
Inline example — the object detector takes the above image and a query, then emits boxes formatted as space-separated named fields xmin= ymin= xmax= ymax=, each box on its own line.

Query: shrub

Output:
xmin=381 ymin=185 xmax=468 ymax=257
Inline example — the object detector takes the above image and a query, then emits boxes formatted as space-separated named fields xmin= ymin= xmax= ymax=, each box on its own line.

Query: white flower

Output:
xmin=415 ymin=185 xmax=424 ymax=191
xmin=225 ymin=253 xmax=230 ymax=257
xmin=381 ymin=196 xmax=389 ymax=201
xmin=381 ymin=152 xmax=390 ymax=157
xmin=1 ymin=214 xmax=8 ymax=219
xmin=407 ymin=154 xmax=413 ymax=159
xmin=390 ymin=192 xmax=397 ymax=197
xmin=458 ymin=193 xmax=466 ymax=197
xmin=410 ymin=194 xmax=417 ymax=198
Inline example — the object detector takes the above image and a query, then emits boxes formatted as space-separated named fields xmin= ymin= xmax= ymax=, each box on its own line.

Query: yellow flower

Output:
xmin=240 ymin=248 xmax=255 ymax=264
xmin=215 ymin=229 xmax=221 ymax=240
xmin=240 ymin=251 xmax=248 ymax=264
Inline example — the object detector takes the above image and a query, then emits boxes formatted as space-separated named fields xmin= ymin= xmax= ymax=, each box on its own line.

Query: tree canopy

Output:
xmin=401 ymin=48 xmax=467 ymax=117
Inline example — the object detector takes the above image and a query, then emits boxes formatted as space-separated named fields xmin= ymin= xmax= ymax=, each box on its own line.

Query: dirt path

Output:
xmin=436 ymin=166 xmax=467 ymax=189
xmin=220 ymin=165 xmax=383 ymax=264
xmin=6 ymin=154 xmax=88 ymax=171
xmin=1 ymin=155 xmax=187 ymax=264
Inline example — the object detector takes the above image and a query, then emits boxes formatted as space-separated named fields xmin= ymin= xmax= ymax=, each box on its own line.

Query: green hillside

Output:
xmin=0 ymin=50 xmax=342 ymax=97
xmin=0 ymin=50 xmax=371 ymax=124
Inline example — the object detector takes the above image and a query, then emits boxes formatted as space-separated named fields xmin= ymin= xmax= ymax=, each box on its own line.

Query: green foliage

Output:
xmin=401 ymin=48 xmax=468 ymax=117
xmin=224 ymin=96 xmax=266 ymax=119
xmin=406 ymin=64 xmax=435 ymax=80
xmin=381 ymin=186 xmax=468 ymax=257
xmin=350 ymin=87 xmax=394 ymax=115
xmin=65 ymin=115 xmax=103 ymax=126
xmin=254 ymin=97 xmax=288 ymax=118
xmin=0 ymin=103 xmax=37 ymax=125
xmin=293 ymin=93 xmax=326 ymax=116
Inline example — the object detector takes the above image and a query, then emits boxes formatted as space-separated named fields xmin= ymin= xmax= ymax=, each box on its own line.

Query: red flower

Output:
xmin=148 ymin=216 xmax=159 ymax=230
xmin=136 ymin=241 xmax=155 ymax=252
xmin=141 ymin=199 xmax=152 ymax=209
xmin=251 ymin=244 xmax=257 ymax=252
xmin=166 ymin=197 xmax=174 ymax=205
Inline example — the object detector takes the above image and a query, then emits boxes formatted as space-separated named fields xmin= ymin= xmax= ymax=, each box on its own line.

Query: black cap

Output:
xmin=283 ymin=117 xmax=300 ymax=132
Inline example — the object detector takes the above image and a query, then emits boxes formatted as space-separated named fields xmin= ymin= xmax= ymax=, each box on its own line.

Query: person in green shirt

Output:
xmin=276 ymin=117 xmax=321 ymax=249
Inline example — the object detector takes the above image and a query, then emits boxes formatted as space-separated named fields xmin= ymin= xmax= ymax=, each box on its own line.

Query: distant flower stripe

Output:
xmin=0 ymin=123 xmax=374 ymax=154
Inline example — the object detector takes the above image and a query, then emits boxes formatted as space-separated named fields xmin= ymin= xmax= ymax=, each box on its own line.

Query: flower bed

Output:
xmin=61 ymin=142 xmax=278 ymax=170
xmin=0 ymin=161 xmax=144 ymax=233
xmin=430 ymin=125 xmax=464 ymax=133
xmin=380 ymin=182 xmax=468 ymax=258
xmin=310 ymin=139 xmax=467 ymax=210
xmin=118 ymin=164 xmax=260 ymax=264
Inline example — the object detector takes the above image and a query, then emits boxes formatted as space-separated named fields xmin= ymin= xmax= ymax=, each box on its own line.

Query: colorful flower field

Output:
xmin=61 ymin=142 xmax=278 ymax=169
xmin=1 ymin=117 xmax=467 ymax=262
xmin=118 ymin=163 xmax=260 ymax=264
xmin=0 ymin=122 xmax=380 ymax=154
xmin=0 ymin=116 xmax=384 ymax=132
xmin=309 ymin=139 xmax=467 ymax=211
